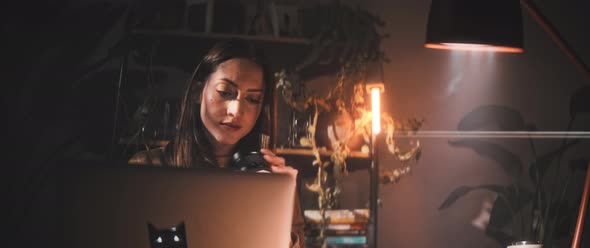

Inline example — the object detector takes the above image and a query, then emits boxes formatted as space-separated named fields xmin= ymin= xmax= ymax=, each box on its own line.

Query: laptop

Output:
xmin=57 ymin=160 xmax=296 ymax=248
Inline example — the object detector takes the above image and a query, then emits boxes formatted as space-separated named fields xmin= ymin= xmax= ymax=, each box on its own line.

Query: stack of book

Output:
xmin=304 ymin=209 xmax=369 ymax=248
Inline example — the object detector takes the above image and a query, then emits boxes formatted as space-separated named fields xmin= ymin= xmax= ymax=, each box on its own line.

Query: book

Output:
xmin=306 ymin=223 xmax=367 ymax=231
xmin=304 ymin=209 xmax=369 ymax=224
xmin=304 ymin=209 xmax=370 ymax=248
xmin=326 ymin=245 xmax=368 ymax=248
xmin=305 ymin=227 xmax=367 ymax=238
xmin=325 ymin=229 xmax=367 ymax=236
xmin=305 ymin=236 xmax=368 ymax=247
xmin=325 ymin=235 xmax=366 ymax=245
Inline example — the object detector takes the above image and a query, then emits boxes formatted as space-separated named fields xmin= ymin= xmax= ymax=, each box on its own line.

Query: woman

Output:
xmin=129 ymin=39 xmax=304 ymax=247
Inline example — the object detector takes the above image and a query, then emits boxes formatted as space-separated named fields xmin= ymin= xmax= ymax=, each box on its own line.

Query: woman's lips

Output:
xmin=221 ymin=122 xmax=241 ymax=130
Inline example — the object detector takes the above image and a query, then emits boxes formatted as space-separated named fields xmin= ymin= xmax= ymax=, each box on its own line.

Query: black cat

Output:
xmin=147 ymin=222 xmax=188 ymax=248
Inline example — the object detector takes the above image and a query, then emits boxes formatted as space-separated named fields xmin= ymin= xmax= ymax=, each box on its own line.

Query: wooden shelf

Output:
xmin=277 ymin=148 xmax=371 ymax=178
xmin=132 ymin=29 xmax=312 ymax=45
xmin=276 ymin=148 xmax=370 ymax=159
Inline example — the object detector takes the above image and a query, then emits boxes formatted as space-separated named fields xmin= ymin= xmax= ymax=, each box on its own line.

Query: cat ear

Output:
xmin=147 ymin=222 xmax=157 ymax=233
xmin=176 ymin=222 xmax=185 ymax=231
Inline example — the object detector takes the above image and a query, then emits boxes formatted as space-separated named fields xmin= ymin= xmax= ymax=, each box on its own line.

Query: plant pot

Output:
xmin=507 ymin=241 xmax=542 ymax=248
xmin=316 ymin=109 xmax=366 ymax=151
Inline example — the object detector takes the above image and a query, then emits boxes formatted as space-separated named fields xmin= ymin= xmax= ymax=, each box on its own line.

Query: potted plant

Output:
xmin=276 ymin=2 xmax=423 ymax=246
xmin=438 ymin=87 xmax=590 ymax=248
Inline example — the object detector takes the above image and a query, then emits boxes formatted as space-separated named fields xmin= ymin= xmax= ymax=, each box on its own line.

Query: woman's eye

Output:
xmin=246 ymin=97 xmax=262 ymax=104
xmin=217 ymin=90 xmax=234 ymax=99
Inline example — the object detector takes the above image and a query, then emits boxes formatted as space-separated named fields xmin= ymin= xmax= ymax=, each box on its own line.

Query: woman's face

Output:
xmin=200 ymin=58 xmax=264 ymax=146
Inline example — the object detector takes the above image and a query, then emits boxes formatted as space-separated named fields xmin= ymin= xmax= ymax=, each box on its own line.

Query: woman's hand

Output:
xmin=260 ymin=148 xmax=298 ymax=179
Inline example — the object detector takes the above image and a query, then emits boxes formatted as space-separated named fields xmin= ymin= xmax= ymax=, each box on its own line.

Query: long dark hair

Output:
xmin=166 ymin=39 xmax=272 ymax=167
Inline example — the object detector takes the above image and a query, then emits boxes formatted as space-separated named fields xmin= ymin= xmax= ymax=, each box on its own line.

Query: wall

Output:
xmin=312 ymin=0 xmax=590 ymax=247
xmin=7 ymin=0 xmax=590 ymax=247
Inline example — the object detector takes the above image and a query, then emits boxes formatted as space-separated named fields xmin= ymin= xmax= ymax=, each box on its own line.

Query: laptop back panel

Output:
xmin=58 ymin=163 xmax=295 ymax=248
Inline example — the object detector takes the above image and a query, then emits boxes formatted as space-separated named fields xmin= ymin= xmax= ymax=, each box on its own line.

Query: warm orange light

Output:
xmin=425 ymin=43 xmax=523 ymax=53
xmin=371 ymin=87 xmax=381 ymax=136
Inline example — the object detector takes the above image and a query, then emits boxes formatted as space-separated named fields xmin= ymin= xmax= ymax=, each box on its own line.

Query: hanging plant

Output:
xmin=276 ymin=2 xmax=423 ymax=246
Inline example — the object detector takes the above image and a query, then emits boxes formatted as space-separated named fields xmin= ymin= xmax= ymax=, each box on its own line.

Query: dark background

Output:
xmin=5 ymin=0 xmax=590 ymax=247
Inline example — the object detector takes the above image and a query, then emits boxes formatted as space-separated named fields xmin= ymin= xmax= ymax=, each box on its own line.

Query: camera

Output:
xmin=232 ymin=151 xmax=271 ymax=172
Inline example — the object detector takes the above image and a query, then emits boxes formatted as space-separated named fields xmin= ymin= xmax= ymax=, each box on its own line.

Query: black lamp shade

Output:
xmin=425 ymin=0 xmax=524 ymax=52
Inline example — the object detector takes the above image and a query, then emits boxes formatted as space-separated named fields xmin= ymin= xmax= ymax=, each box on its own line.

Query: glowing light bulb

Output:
xmin=371 ymin=87 xmax=381 ymax=136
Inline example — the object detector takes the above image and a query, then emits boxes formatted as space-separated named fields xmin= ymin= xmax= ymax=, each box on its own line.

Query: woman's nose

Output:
xmin=227 ymin=99 xmax=243 ymax=117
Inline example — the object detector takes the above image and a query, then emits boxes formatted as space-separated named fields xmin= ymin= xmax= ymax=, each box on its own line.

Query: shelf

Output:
xmin=277 ymin=148 xmax=371 ymax=177
xmin=118 ymin=139 xmax=370 ymax=159
xmin=276 ymin=148 xmax=370 ymax=159
xmin=132 ymin=29 xmax=312 ymax=45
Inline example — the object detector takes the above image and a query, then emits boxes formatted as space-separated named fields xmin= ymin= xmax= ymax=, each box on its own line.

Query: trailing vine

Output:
xmin=275 ymin=2 xmax=423 ymax=246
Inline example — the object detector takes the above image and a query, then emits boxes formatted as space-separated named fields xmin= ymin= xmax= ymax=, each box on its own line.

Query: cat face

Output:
xmin=147 ymin=222 xmax=187 ymax=248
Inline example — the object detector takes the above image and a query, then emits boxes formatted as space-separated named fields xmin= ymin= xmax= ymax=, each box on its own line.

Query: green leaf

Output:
xmin=449 ymin=139 xmax=522 ymax=179
xmin=415 ymin=148 xmax=422 ymax=161
xmin=531 ymin=198 xmax=577 ymax=243
xmin=488 ymin=194 xmax=513 ymax=230
xmin=488 ymin=184 xmax=533 ymax=232
xmin=457 ymin=105 xmax=532 ymax=131
xmin=568 ymin=158 xmax=589 ymax=171
xmin=438 ymin=186 xmax=472 ymax=210
xmin=486 ymin=228 xmax=514 ymax=247
xmin=548 ymin=200 xmax=575 ymax=239
xmin=438 ymin=184 xmax=505 ymax=210
xmin=528 ymin=140 xmax=580 ymax=184
xmin=569 ymin=86 xmax=590 ymax=118
xmin=506 ymin=184 xmax=533 ymax=212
